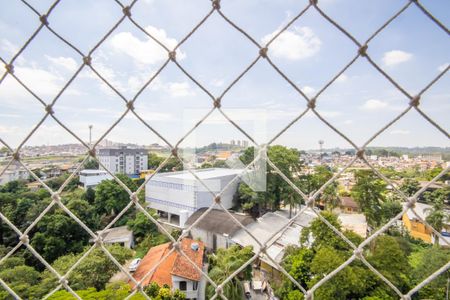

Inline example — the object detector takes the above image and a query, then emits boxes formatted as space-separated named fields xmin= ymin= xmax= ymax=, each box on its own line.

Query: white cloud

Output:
xmin=1 ymin=39 xmax=18 ymax=56
xmin=336 ymin=74 xmax=348 ymax=83
xmin=390 ymin=129 xmax=410 ymax=135
xmin=46 ymin=55 xmax=78 ymax=72
xmin=1 ymin=39 xmax=25 ymax=64
xmin=382 ymin=50 xmax=412 ymax=66
xmin=262 ymin=26 xmax=321 ymax=60
xmin=437 ymin=63 xmax=448 ymax=72
xmin=343 ymin=120 xmax=353 ymax=125
xmin=0 ymin=125 xmax=19 ymax=134
xmin=301 ymin=86 xmax=315 ymax=97
xmin=109 ymin=26 xmax=185 ymax=66
xmin=166 ymin=82 xmax=195 ymax=97
xmin=360 ymin=99 xmax=389 ymax=111
xmin=0 ymin=66 xmax=63 ymax=98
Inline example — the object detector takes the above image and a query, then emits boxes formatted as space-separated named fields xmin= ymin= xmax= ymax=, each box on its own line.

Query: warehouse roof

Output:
xmin=185 ymin=208 xmax=254 ymax=236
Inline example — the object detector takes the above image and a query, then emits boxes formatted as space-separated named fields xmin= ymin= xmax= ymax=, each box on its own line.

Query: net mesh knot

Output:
xmin=358 ymin=44 xmax=368 ymax=57
xmin=259 ymin=47 xmax=268 ymax=58
xmin=410 ymin=95 xmax=420 ymax=107
xmin=122 ymin=6 xmax=131 ymax=17
xmin=212 ymin=0 xmax=221 ymax=10
xmin=40 ymin=15 xmax=49 ymax=25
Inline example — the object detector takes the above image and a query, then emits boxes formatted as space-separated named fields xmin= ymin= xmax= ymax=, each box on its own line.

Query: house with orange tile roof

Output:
xmin=130 ymin=238 xmax=205 ymax=299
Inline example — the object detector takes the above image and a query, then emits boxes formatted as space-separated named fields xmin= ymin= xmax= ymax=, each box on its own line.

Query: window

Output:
xmin=179 ymin=281 xmax=187 ymax=291
xmin=193 ymin=281 xmax=198 ymax=290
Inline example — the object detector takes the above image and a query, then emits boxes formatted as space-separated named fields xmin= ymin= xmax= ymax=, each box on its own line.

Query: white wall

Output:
xmin=171 ymin=275 xmax=199 ymax=299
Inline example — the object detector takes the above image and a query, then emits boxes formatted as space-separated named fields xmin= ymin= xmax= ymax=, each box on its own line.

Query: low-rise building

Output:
xmin=402 ymin=202 xmax=450 ymax=245
xmin=334 ymin=196 xmax=360 ymax=214
xmin=79 ymin=169 xmax=113 ymax=189
xmin=130 ymin=238 xmax=204 ymax=299
xmin=145 ymin=168 xmax=243 ymax=227
xmin=184 ymin=208 xmax=254 ymax=250
xmin=231 ymin=208 xmax=316 ymax=281
xmin=0 ymin=167 xmax=29 ymax=185
xmin=91 ymin=226 xmax=135 ymax=248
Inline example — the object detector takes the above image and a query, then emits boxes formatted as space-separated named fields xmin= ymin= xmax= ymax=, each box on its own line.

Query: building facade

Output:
xmin=79 ymin=169 xmax=113 ymax=189
xmin=145 ymin=168 xmax=243 ymax=227
xmin=97 ymin=147 xmax=148 ymax=175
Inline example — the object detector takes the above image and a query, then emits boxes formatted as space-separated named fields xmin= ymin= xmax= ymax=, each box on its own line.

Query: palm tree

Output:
xmin=206 ymin=246 xmax=253 ymax=300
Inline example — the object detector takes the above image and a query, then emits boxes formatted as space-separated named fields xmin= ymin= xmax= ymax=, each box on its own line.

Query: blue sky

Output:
xmin=0 ymin=0 xmax=449 ymax=150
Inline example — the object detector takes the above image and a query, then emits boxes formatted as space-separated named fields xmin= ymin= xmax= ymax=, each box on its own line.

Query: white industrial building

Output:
xmin=79 ymin=169 xmax=113 ymax=189
xmin=0 ymin=167 xmax=29 ymax=185
xmin=145 ymin=168 xmax=243 ymax=227
xmin=97 ymin=147 xmax=148 ymax=175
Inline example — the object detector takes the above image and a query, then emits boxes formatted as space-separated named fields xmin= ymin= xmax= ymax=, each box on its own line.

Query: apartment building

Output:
xmin=97 ymin=147 xmax=148 ymax=175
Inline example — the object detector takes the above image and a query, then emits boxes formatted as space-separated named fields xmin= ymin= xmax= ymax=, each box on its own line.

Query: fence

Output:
xmin=0 ymin=0 xmax=449 ymax=299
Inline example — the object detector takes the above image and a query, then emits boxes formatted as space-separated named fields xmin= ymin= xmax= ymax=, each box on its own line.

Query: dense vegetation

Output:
xmin=206 ymin=245 xmax=254 ymax=300
xmin=275 ymin=213 xmax=450 ymax=300
xmin=0 ymin=174 xmax=167 ymax=299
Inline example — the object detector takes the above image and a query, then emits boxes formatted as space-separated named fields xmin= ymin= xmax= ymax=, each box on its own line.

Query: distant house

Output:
xmin=402 ymin=202 xmax=450 ymax=245
xmin=0 ymin=167 xmax=29 ymax=185
xmin=131 ymin=238 xmax=204 ymax=299
xmin=184 ymin=208 xmax=254 ymax=250
xmin=91 ymin=226 xmax=135 ymax=248
xmin=145 ymin=168 xmax=243 ymax=227
xmin=334 ymin=197 xmax=360 ymax=214
xmin=79 ymin=169 xmax=113 ymax=190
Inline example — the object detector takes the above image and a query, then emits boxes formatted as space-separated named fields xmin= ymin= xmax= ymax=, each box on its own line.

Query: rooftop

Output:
xmin=95 ymin=226 xmax=133 ymax=243
xmin=155 ymin=168 xmax=244 ymax=180
xmin=130 ymin=238 xmax=204 ymax=289
xmin=184 ymin=208 xmax=255 ymax=236
xmin=80 ymin=169 xmax=109 ymax=175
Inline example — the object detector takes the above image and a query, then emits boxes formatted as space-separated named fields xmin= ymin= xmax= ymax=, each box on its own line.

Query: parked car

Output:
xmin=129 ymin=258 xmax=141 ymax=272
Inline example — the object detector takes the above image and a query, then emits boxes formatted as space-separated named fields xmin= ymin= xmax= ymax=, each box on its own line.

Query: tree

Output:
xmin=400 ymin=179 xmax=420 ymax=197
xmin=425 ymin=192 xmax=449 ymax=245
xmin=367 ymin=235 xmax=411 ymax=292
xmin=206 ymin=245 xmax=253 ymax=300
xmin=46 ymin=282 xmax=147 ymax=300
xmin=351 ymin=170 xmax=387 ymax=229
xmin=410 ymin=247 xmax=450 ymax=299
xmin=83 ymin=187 xmax=96 ymax=204
xmin=83 ymin=158 xmax=99 ymax=170
xmin=127 ymin=210 xmax=159 ymax=241
xmin=237 ymin=182 xmax=264 ymax=217
xmin=0 ymin=265 xmax=41 ymax=299
xmin=144 ymin=282 xmax=186 ymax=300
xmin=31 ymin=213 xmax=88 ymax=263
xmin=311 ymin=166 xmax=339 ymax=210
xmin=94 ymin=174 xmax=137 ymax=220
xmin=239 ymin=145 xmax=302 ymax=212
xmin=148 ymin=152 xmax=164 ymax=169
xmin=148 ymin=153 xmax=183 ymax=172
xmin=40 ymin=245 xmax=133 ymax=292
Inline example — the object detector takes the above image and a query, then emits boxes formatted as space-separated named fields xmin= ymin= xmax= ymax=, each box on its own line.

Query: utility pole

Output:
xmin=89 ymin=125 xmax=93 ymax=146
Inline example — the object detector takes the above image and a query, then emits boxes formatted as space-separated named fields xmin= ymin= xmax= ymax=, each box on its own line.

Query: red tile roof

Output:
xmin=171 ymin=239 xmax=205 ymax=281
xmin=130 ymin=238 xmax=204 ymax=289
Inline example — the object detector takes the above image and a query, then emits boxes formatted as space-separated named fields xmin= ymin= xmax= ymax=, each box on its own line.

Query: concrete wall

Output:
xmin=190 ymin=228 xmax=230 ymax=250
xmin=402 ymin=214 xmax=432 ymax=243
